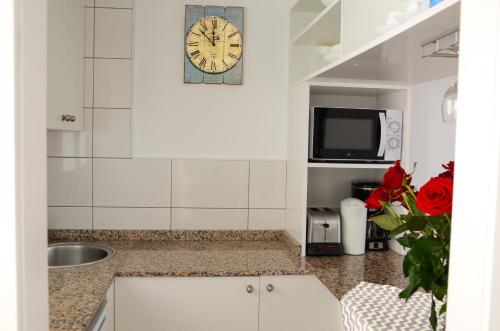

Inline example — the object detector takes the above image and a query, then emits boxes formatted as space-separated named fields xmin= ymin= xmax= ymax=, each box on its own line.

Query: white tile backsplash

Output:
xmin=47 ymin=158 xmax=92 ymax=206
xmin=249 ymin=161 xmax=286 ymax=208
xmin=248 ymin=209 xmax=285 ymax=230
xmin=171 ymin=208 xmax=248 ymax=230
xmin=94 ymin=59 xmax=132 ymax=108
xmin=48 ymin=207 xmax=93 ymax=229
xmin=47 ymin=108 xmax=93 ymax=157
xmin=93 ymin=207 xmax=170 ymax=229
xmin=93 ymin=158 xmax=171 ymax=207
xmin=84 ymin=8 xmax=94 ymax=57
xmin=93 ymin=108 xmax=131 ymax=157
xmin=172 ymin=160 xmax=249 ymax=208
xmin=94 ymin=8 xmax=133 ymax=58
xmin=84 ymin=59 xmax=94 ymax=107
xmin=95 ymin=0 xmax=132 ymax=9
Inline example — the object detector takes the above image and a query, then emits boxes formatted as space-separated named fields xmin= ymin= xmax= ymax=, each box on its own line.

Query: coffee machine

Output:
xmin=351 ymin=181 xmax=389 ymax=251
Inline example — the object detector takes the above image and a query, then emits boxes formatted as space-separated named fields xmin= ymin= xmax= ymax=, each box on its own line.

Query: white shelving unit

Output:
xmin=290 ymin=0 xmax=341 ymax=46
xmin=285 ymin=79 xmax=410 ymax=254
xmin=308 ymin=163 xmax=394 ymax=169
xmin=285 ymin=1 xmax=460 ymax=255
xmin=289 ymin=0 xmax=460 ymax=85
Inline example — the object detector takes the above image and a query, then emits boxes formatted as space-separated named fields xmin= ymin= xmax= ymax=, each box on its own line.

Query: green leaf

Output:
xmin=429 ymin=255 xmax=445 ymax=276
xmin=371 ymin=214 xmax=402 ymax=231
xmin=402 ymin=255 xmax=412 ymax=277
xmin=397 ymin=235 xmax=417 ymax=248
xmin=427 ymin=216 xmax=445 ymax=228
xmin=414 ymin=238 xmax=444 ymax=255
xmin=430 ymin=297 xmax=437 ymax=331
xmin=400 ymin=266 xmax=421 ymax=300
xmin=419 ymin=265 xmax=433 ymax=291
xmin=406 ymin=216 xmax=427 ymax=231
xmin=390 ymin=223 xmax=408 ymax=237
xmin=431 ymin=284 xmax=447 ymax=301
xmin=439 ymin=302 xmax=447 ymax=316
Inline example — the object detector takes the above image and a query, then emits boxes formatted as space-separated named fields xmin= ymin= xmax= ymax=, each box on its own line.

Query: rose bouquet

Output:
xmin=366 ymin=161 xmax=454 ymax=330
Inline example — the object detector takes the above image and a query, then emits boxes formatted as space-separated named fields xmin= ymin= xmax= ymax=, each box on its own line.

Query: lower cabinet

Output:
xmin=88 ymin=281 xmax=114 ymax=331
xmin=115 ymin=277 xmax=259 ymax=331
xmin=259 ymin=275 xmax=343 ymax=331
xmin=115 ymin=275 xmax=343 ymax=331
xmin=101 ymin=283 xmax=115 ymax=331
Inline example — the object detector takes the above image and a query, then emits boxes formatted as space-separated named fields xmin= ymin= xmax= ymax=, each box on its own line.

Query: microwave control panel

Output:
xmin=385 ymin=109 xmax=403 ymax=161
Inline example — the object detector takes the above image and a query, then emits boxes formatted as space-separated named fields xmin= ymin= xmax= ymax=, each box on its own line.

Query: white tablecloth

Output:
xmin=340 ymin=282 xmax=445 ymax=331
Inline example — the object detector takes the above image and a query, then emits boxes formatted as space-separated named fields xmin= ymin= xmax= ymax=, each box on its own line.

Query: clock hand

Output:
xmin=200 ymin=29 xmax=215 ymax=46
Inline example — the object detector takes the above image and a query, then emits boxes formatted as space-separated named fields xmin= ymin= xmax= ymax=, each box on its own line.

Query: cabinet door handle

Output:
xmin=266 ymin=284 xmax=274 ymax=292
xmin=246 ymin=285 xmax=254 ymax=293
xmin=61 ymin=114 xmax=76 ymax=122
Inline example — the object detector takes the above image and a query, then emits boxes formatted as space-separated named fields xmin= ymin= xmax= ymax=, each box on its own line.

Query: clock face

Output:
xmin=185 ymin=16 xmax=243 ymax=74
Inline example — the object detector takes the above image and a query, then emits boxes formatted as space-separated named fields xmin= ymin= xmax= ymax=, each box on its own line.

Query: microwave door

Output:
xmin=377 ymin=112 xmax=387 ymax=157
xmin=310 ymin=107 xmax=384 ymax=162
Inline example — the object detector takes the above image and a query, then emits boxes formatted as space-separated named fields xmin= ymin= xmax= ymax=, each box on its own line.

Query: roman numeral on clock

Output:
xmin=190 ymin=50 xmax=200 ymax=59
xmin=228 ymin=52 xmax=238 ymax=59
xmin=200 ymin=21 xmax=208 ymax=30
xmin=199 ymin=57 xmax=207 ymax=68
xmin=222 ymin=59 xmax=229 ymax=68
xmin=228 ymin=32 xmax=237 ymax=38
xmin=212 ymin=19 xmax=217 ymax=29
xmin=211 ymin=61 xmax=216 ymax=71
xmin=230 ymin=44 xmax=240 ymax=48
xmin=188 ymin=42 xmax=199 ymax=46
xmin=222 ymin=21 xmax=228 ymax=32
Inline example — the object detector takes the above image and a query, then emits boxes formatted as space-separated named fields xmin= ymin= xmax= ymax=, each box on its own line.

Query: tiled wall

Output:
xmin=47 ymin=0 xmax=287 ymax=231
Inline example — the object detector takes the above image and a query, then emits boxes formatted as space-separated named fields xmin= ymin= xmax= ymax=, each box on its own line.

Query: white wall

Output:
xmin=133 ymin=0 xmax=292 ymax=159
xmin=16 ymin=0 xmax=49 ymax=329
xmin=47 ymin=0 xmax=289 ymax=231
xmin=1 ymin=0 xmax=19 ymax=328
xmin=409 ymin=75 xmax=457 ymax=186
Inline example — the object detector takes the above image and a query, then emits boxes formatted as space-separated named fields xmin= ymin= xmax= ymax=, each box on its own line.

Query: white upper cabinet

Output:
xmin=47 ymin=0 xmax=85 ymax=131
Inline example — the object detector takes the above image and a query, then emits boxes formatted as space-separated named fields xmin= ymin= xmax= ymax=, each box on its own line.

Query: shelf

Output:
xmin=290 ymin=0 xmax=341 ymax=46
xmin=309 ymin=79 xmax=408 ymax=96
xmin=292 ymin=0 xmax=460 ymax=85
xmin=308 ymin=163 xmax=393 ymax=169
xmin=291 ymin=0 xmax=326 ymax=12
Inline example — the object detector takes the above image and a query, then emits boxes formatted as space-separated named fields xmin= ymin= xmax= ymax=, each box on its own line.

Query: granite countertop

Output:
xmin=48 ymin=231 xmax=406 ymax=331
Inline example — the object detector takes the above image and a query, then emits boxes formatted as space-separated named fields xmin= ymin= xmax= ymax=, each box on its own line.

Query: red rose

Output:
xmin=365 ymin=187 xmax=389 ymax=209
xmin=383 ymin=160 xmax=411 ymax=191
xmin=438 ymin=161 xmax=454 ymax=179
xmin=416 ymin=177 xmax=453 ymax=216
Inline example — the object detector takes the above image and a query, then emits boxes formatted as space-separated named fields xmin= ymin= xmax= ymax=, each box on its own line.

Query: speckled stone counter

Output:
xmin=306 ymin=250 xmax=407 ymax=298
xmin=48 ymin=233 xmax=405 ymax=331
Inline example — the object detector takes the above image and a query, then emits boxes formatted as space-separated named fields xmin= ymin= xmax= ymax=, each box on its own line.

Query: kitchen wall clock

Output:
xmin=184 ymin=5 xmax=244 ymax=85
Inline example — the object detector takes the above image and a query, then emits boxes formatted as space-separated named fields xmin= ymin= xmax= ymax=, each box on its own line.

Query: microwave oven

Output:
xmin=309 ymin=107 xmax=402 ymax=163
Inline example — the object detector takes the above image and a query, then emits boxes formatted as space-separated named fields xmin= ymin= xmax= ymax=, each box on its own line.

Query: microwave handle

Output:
xmin=377 ymin=112 xmax=387 ymax=157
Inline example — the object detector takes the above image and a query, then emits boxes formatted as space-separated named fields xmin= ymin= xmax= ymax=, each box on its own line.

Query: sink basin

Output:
xmin=48 ymin=243 xmax=115 ymax=268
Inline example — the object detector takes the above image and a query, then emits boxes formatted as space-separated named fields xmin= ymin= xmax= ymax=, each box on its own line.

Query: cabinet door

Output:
xmin=259 ymin=275 xmax=343 ymax=331
xmin=47 ymin=0 xmax=84 ymax=131
xmin=115 ymin=277 xmax=259 ymax=331
xmin=100 ymin=282 xmax=114 ymax=331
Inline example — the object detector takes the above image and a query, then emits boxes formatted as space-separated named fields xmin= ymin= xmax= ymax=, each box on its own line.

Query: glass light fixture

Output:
xmin=442 ymin=82 xmax=458 ymax=124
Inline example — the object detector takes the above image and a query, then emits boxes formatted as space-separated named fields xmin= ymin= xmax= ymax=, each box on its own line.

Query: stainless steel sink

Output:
xmin=48 ymin=243 xmax=115 ymax=268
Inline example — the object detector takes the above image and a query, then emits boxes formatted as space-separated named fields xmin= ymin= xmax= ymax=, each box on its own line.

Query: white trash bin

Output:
xmin=340 ymin=198 xmax=367 ymax=255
